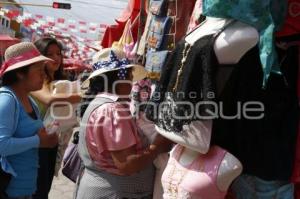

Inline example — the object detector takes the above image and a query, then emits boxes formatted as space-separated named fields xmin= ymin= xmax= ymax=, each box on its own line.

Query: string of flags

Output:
xmin=0 ymin=8 xmax=108 ymax=35
xmin=0 ymin=7 xmax=106 ymax=62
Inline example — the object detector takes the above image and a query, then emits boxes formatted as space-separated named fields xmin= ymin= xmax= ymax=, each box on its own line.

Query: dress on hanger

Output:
xmin=146 ymin=21 xmax=234 ymax=133
xmin=161 ymin=144 xmax=227 ymax=199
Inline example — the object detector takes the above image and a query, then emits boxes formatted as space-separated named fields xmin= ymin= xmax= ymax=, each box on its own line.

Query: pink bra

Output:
xmin=161 ymin=144 xmax=227 ymax=199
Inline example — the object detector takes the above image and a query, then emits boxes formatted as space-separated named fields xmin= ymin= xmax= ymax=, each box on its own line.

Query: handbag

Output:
xmin=149 ymin=0 xmax=168 ymax=16
xmin=112 ymin=19 xmax=135 ymax=58
xmin=62 ymin=131 xmax=82 ymax=183
xmin=147 ymin=15 xmax=172 ymax=50
xmin=145 ymin=50 xmax=169 ymax=80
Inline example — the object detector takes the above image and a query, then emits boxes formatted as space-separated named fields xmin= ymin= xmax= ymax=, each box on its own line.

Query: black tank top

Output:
xmin=212 ymin=44 xmax=299 ymax=181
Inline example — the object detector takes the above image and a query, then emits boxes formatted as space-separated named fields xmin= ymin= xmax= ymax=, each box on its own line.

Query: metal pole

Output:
xmin=0 ymin=2 xmax=52 ymax=8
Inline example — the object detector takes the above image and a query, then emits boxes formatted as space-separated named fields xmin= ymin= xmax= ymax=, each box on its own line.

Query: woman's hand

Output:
xmin=37 ymin=128 xmax=58 ymax=148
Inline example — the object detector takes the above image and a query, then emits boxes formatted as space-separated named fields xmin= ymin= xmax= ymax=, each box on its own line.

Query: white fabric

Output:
xmin=43 ymin=80 xmax=80 ymax=176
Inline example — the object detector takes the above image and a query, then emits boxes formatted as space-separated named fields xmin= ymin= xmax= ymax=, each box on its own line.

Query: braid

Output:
xmin=78 ymin=76 xmax=105 ymax=118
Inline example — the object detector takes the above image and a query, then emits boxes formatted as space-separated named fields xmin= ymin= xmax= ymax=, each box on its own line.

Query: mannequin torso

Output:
xmin=158 ymin=17 xmax=258 ymax=194
xmin=161 ymin=144 xmax=239 ymax=198
xmin=178 ymin=147 xmax=242 ymax=192
xmin=157 ymin=121 xmax=242 ymax=192
xmin=185 ymin=17 xmax=259 ymax=64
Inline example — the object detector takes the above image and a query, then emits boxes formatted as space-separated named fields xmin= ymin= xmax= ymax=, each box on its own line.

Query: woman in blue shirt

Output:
xmin=0 ymin=42 xmax=58 ymax=199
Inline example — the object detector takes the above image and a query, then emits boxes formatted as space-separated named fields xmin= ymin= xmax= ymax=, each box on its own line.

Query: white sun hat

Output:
xmin=82 ymin=49 xmax=147 ymax=89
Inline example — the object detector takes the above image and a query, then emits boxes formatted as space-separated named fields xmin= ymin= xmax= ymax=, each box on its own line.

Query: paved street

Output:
xmin=49 ymin=171 xmax=76 ymax=199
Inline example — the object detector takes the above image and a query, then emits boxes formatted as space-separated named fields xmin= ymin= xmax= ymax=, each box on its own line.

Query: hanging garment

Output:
xmin=145 ymin=50 xmax=169 ymax=80
xmin=101 ymin=0 xmax=140 ymax=48
xmin=276 ymin=0 xmax=300 ymax=37
xmin=147 ymin=15 xmax=172 ymax=50
xmin=149 ymin=0 xmax=168 ymax=17
xmin=212 ymin=43 xmax=299 ymax=181
xmin=131 ymin=78 xmax=152 ymax=116
xmin=112 ymin=20 xmax=135 ymax=58
xmin=202 ymin=0 xmax=288 ymax=87
xmin=295 ymin=100 xmax=300 ymax=199
xmin=116 ymin=0 xmax=141 ymax=24
xmin=272 ymin=37 xmax=300 ymax=196
xmin=137 ymin=12 xmax=153 ymax=56
xmin=291 ymin=42 xmax=300 ymax=199
xmin=166 ymin=0 xmax=196 ymax=48
xmin=187 ymin=0 xmax=204 ymax=33
xmin=161 ymin=144 xmax=227 ymax=199
xmin=101 ymin=25 xmax=125 ymax=49
xmin=138 ymin=0 xmax=196 ymax=54
xmin=146 ymin=21 xmax=234 ymax=132
xmin=101 ymin=21 xmax=139 ymax=49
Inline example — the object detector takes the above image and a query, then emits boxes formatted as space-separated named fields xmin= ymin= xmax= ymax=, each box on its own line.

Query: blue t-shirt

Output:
xmin=0 ymin=87 xmax=42 ymax=197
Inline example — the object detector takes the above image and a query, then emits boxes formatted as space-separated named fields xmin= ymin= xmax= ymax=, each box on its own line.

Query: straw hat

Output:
xmin=92 ymin=47 xmax=126 ymax=65
xmin=82 ymin=49 xmax=147 ymax=88
xmin=0 ymin=42 xmax=53 ymax=77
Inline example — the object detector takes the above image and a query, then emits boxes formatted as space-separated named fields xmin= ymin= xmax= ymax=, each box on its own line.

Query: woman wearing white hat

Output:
xmin=31 ymin=37 xmax=81 ymax=199
xmin=75 ymin=49 xmax=171 ymax=199
xmin=0 ymin=42 xmax=58 ymax=199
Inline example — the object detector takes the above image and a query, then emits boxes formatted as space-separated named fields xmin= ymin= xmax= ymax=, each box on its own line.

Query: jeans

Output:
xmin=231 ymin=174 xmax=294 ymax=199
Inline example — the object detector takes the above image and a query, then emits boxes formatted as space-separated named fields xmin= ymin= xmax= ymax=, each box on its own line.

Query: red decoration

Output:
xmin=63 ymin=58 xmax=89 ymax=71
xmin=69 ymin=24 xmax=76 ymax=29
xmin=54 ymin=31 xmax=62 ymax=35
xmin=48 ymin=22 xmax=55 ymax=26
xmin=79 ymin=21 xmax=86 ymax=25
xmin=57 ymin=18 xmax=65 ymax=24
xmin=100 ymin=24 xmax=107 ymax=29
xmin=35 ymin=14 xmax=43 ymax=19
xmin=23 ymin=18 xmax=35 ymax=27
xmin=40 ymin=25 xmax=50 ymax=30
xmin=6 ymin=10 xmax=20 ymax=19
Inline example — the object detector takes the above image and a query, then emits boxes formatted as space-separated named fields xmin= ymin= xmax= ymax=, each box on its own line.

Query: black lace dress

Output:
xmin=146 ymin=31 xmax=225 ymax=133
